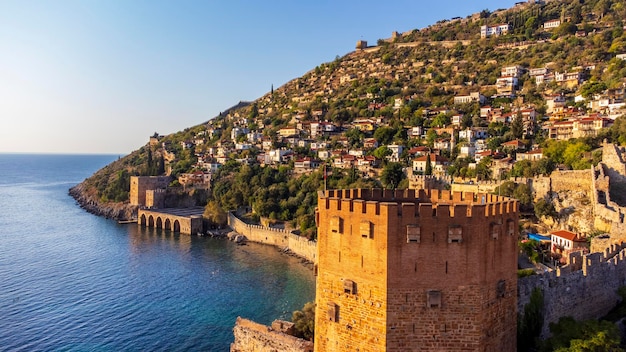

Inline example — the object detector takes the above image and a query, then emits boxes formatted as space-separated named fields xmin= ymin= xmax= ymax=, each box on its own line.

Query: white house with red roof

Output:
xmin=550 ymin=230 xmax=588 ymax=259
xmin=501 ymin=139 xmax=526 ymax=151
xmin=412 ymin=154 xmax=449 ymax=175
xmin=516 ymin=149 xmax=544 ymax=161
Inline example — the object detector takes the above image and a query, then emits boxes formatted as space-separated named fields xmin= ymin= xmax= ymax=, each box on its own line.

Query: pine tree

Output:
xmin=511 ymin=112 xmax=524 ymax=140
xmin=425 ymin=153 xmax=433 ymax=176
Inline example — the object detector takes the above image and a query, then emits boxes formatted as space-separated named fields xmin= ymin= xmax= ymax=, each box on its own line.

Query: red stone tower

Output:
xmin=314 ymin=189 xmax=518 ymax=352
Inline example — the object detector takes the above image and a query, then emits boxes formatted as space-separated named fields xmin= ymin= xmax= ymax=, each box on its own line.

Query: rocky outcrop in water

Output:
xmin=69 ymin=183 xmax=138 ymax=221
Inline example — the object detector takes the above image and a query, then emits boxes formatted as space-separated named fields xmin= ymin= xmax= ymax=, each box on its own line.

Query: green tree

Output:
xmin=425 ymin=129 xmax=438 ymax=148
xmin=203 ymin=200 xmax=227 ymax=227
xmin=424 ymin=154 xmax=433 ymax=176
xmin=535 ymin=198 xmax=557 ymax=219
xmin=373 ymin=146 xmax=392 ymax=161
xmin=381 ymin=162 xmax=405 ymax=190
xmin=542 ymin=317 xmax=621 ymax=352
xmin=373 ymin=126 xmax=396 ymax=145
xmin=476 ymin=156 xmax=492 ymax=181
xmin=345 ymin=128 xmax=364 ymax=148
xmin=291 ymin=301 xmax=315 ymax=340
xmin=518 ymin=288 xmax=544 ymax=352
xmin=580 ymin=81 xmax=608 ymax=99
xmin=511 ymin=112 xmax=524 ymax=140
xmin=431 ymin=113 xmax=450 ymax=128
xmin=563 ymin=142 xmax=591 ymax=170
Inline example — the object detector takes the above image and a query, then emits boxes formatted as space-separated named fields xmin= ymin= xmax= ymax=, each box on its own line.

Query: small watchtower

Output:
xmin=314 ymin=188 xmax=519 ymax=352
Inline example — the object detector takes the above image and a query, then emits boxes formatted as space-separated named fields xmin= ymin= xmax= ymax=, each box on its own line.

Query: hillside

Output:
xmin=72 ymin=0 xmax=626 ymax=237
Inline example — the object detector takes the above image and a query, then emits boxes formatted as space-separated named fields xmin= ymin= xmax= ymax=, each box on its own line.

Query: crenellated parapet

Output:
xmin=318 ymin=188 xmax=517 ymax=221
xmin=518 ymin=241 xmax=626 ymax=338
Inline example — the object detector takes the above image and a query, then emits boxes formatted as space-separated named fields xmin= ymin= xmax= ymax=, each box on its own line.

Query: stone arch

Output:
xmin=148 ymin=215 xmax=155 ymax=227
xmin=156 ymin=217 xmax=163 ymax=229
xmin=165 ymin=218 xmax=172 ymax=231
xmin=173 ymin=220 xmax=181 ymax=233
xmin=140 ymin=214 xmax=147 ymax=226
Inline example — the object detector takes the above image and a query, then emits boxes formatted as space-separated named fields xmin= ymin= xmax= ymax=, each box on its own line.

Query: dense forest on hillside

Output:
xmin=77 ymin=0 xmax=626 ymax=237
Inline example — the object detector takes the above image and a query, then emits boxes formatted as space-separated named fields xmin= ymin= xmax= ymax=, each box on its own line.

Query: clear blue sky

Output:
xmin=0 ymin=0 xmax=516 ymax=154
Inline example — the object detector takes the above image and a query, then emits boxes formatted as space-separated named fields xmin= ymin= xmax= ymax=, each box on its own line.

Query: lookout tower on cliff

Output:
xmin=314 ymin=188 xmax=519 ymax=352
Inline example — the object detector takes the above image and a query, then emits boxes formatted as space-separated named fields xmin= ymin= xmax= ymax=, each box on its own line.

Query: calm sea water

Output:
xmin=0 ymin=154 xmax=315 ymax=351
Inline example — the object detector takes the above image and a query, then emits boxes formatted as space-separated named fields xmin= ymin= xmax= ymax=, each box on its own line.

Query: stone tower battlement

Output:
xmin=314 ymin=188 xmax=519 ymax=352
xmin=318 ymin=188 xmax=517 ymax=219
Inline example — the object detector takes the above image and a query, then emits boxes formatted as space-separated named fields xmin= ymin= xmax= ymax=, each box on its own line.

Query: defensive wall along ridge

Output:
xmin=519 ymin=242 xmax=626 ymax=338
xmin=591 ymin=143 xmax=626 ymax=238
xmin=449 ymin=170 xmax=593 ymax=202
xmin=227 ymin=212 xmax=317 ymax=263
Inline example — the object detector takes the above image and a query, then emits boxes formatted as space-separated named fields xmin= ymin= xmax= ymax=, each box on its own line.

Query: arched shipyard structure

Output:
xmin=138 ymin=207 xmax=204 ymax=235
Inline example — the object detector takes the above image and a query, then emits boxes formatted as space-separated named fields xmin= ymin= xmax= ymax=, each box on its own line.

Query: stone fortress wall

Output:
xmin=517 ymin=142 xmax=626 ymax=337
xmin=130 ymin=176 xmax=170 ymax=206
xmin=231 ymin=317 xmax=313 ymax=352
xmin=530 ymin=169 xmax=594 ymax=201
xmin=518 ymin=243 xmax=626 ymax=337
xmin=592 ymin=143 xmax=626 ymax=238
xmin=448 ymin=170 xmax=593 ymax=202
xmin=228 ymin=212 xmax=317 ymax=263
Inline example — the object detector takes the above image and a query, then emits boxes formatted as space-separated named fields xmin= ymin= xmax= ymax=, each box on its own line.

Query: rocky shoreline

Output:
xmin=68 ymin=183 xmax=138 ymax=221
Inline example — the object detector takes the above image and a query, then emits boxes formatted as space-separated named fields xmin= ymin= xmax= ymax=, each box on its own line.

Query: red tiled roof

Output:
xmin=414 ymin=154 xmax=449 ymax=163
xmin=502 ymin=139 xmax=524 ymax=147
xmin=550 ymin=230 xmax=582 ymax=241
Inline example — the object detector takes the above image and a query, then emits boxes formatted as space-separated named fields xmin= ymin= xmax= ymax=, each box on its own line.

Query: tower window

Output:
xmin=330 ymin=216 xmax=343 ymax=234
xmin=407 ymin=225 xmax=421 ymax=243
xmin=448 ymin=226 xmax=463 ymax=243
xmin=497 ymin=280 xmax=506 ymax=298
xmin=507 ymin=219 xmax=516 ymax=235
xmin=327 ymin=302 xmax=339 ymax=322
xmin=490 ymin=222 xmax=501 ymax=240
xmin=343 ymin=279 xmax=356 ymax=294
xmin=360 ymin=220 xmax=373 ymax=239
xmin=427 ymin=290 xmax=442 ymax=308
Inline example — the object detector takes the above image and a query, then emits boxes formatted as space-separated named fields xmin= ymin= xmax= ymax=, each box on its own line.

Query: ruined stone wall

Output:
xmin=408 ymin=175 xmax=450 ymax=191
xmin=601 ymin=143 xmax=626 ymax=181
xmin=549 ymin=170 xmax=594 ymax=193
xmin=231 ymin=317 xmax=313 ymax=352
xmin=315 ymin=189 xmax=518 ymax=352
xmin=228 ymin=213 xmax=317 ymax=262
xmin=518 ymin=244 xmax=626 ymax=338
xmin=451 ymin=180 xmax=502 ymax=194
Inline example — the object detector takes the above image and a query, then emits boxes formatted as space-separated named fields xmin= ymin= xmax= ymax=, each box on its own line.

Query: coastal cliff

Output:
xmin=69 ymin=183 xmax=138 ymax=221
xmin=68 ymin=144 xmax=160 ymax=221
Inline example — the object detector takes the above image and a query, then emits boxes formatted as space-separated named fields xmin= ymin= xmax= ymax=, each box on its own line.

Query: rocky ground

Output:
xmin=69 ymin=183 xmax=138 ymax=221
xmin=536 ymin=189 xmax=595 ymax=235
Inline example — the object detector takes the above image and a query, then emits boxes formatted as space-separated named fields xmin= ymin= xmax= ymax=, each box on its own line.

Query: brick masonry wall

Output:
xmin=315 ymin=189 xmax=518 ymax=352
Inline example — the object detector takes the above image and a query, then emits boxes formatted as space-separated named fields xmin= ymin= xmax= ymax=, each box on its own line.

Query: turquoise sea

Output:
xmin=0 ymin=154 xmax=315 ymax=351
